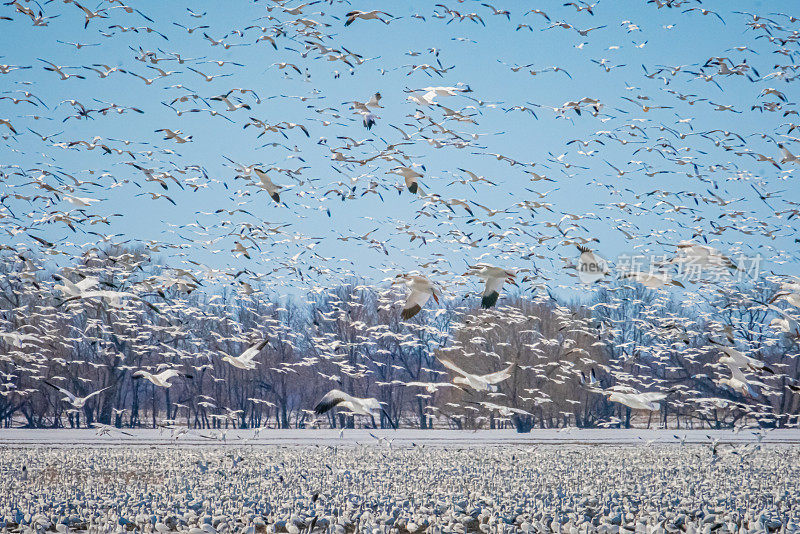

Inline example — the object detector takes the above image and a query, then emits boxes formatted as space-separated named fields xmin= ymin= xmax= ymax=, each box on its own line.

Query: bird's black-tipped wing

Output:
xmin=43 ymin=380 xmax=65 ymax=394
xmin=314 ymin=389 xmax=350 ymax=415
xmin=401 ymin=304 xmax=421 ymax=320
xmin=481 ymin=291 xmax=499 ymax=309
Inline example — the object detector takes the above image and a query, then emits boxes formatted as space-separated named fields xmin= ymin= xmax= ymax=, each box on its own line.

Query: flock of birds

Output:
xmin=4 ymin=1 xmax=800 ymax=530
xmin=1 ymin=0 xmax=800 ymax=432
xmin=1 ymin=443 xmax=798 ymax=534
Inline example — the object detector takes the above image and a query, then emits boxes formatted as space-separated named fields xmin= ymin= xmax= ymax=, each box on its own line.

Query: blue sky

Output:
xmin=1 ymin=0 xmax=798 ymax=300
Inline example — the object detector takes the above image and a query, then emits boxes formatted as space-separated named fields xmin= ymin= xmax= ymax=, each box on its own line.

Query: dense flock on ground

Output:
xmin=2 ymin=0 xmax=800 ymax=431
xmin=1 ymin=444 xmax=799 ymax=533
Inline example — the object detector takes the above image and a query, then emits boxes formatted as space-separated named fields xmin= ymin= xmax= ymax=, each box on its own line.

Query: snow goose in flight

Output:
xmin=53 ymin=274 xmax=99 ymax=297
xmin=667 ymin=241 xmax=738 ymax=271
xmin=765 ymin=304 xmax=800 ymax=338
xmin=313 ymin=389 xmax=396 ymax=428
xmin=709 ymin=339 xmax=775 ymax=374
xmin=222 ymin=340 xmax=268 ymax=370
xmin=405 ymin=381 xmax=460 ymax=393
xmin=344 ymin=10 xmax=394 ymax=26
xmin=477 ymin=401 xmax=532 ymax=418
xmin=770 ymin=279 xmax=800 ymax=307
xmin=58 ymin=288 xmax=161 ymax=313
xmin=778 ymin=143 xmax=799 ymax=164
xmin=0 ymin=331 xmax=40 ymax=348
xmin=576 ymin=246 xmax=609 ymax=283
xmin=350 ymin=92 xmax=382 ymax=114
xmin=396 ymin=274 xmax=440 ymax=319
xmin=366 ymin=92 xmax=382 ymax=108
xmin=602 ymin=387 xmax=667 ymax=411
xmin=716 ymin=366 xmax=764 ymax=397
xmin=388 ymin=165 xmax=424 ymax=194
xmin=253 ymin=168 xmax=283 ymax=203
xmin=361 ymin=112 xmax=377 ymax=129
xmin=438 ymin=358 xmax=515 ymax=392
xmin=618 ymin=271 xmax=684 ymax=289
xmin=44 ymin=382 xmax=110 ymax=409
xmin=155 ymin=128 xmax=192 ymax=143
xmin=56 ymin=284 xmax=162 ymax=312
xmin=133 ymin=369 xmax=191 ymax=388
xmin=465 ymin=263 xmax=517 ymax=308
xmin=419 ymin=84 xmax=471 ymax=103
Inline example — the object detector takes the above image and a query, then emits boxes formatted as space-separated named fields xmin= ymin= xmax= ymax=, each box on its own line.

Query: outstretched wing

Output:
xmin=640 ymin=391 xmax=668 ymax=402
xmin=314 ymin=389 xmax=353 ymax=415
xmin=240 ymin=339 xmax=268 ymax=362
xmin=482 ymin=362 xmax=515 ymax=384
xmin=84 ymin=385 xmax=111 ymax=400
xmin=44 ymin=381 xmax=76 ymax=403
xmin=481 ymin=276 xmax=505 ymax=308
xmin=401 ymin=287 xmax=432 ymax=320
xmin=75 ymin=276 xmax=99 ymax=291
xmin=438 ymin=358 xmax=469 ymax=378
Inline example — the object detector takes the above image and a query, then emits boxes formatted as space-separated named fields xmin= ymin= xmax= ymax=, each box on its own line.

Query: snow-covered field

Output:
xmin=1 ymin=435 xmax=798 ymax=534
xmin=1 ymin=428 xmax=800 ymax=447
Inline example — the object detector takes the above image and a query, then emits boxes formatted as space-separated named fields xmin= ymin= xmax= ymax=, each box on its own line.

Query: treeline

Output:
xmin=0 ymin=248 xmax=798 ymax=430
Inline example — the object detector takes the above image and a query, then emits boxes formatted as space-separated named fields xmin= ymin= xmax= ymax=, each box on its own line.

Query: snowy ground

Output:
xmin=1 ymin=428 xmax=799 ymax=447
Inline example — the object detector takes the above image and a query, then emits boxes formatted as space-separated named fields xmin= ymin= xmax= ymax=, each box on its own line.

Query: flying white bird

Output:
xmin=619 ymin=271 xmax=684 ymax=289
xmin=44 ymin=382 xmax=111 ymax=409
xmin=133 ymin=369 xmax=191 ymax=388
xmin=438 ymin=358 xmax=515 ymax=392
xmin=666 ymin=241 xmax=738 ymax=272
xmin=576 ymin=246 xmax=609 ymax=283
xmin=603 ymin=388 xmax=667 ymax=411
xmin=465 ymin=263 xmax=517 ymax=308
xmin=344 ymin=10 xmax=394 ymax=26
xmin=396 ymin=274 xmax=440 ymax=320
xmin=53 ymin=274 xmax=99 ymax=297
xmin=222 ymin=339 xmax=268 ymax=370
xmin=253 ymin=168 xmax=283 ymax=203
xmin=388 ymin=166 xmax=424 ymax=195
xmin=709 ymin=340 xmax=774 ymax=374
xmin=716 ymin=366 xmax=764 ymax=398
xmin=313 ymin=389 xmax=396 ymax=428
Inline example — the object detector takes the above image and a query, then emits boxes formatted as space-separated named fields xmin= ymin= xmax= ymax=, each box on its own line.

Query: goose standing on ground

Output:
xmin=438 ymin=358 xmax=515 ymax=392
xmin=313 ymin=389 xmax=397 ymax=428
xmin=465 ymin=263 xmax=517 ymax=308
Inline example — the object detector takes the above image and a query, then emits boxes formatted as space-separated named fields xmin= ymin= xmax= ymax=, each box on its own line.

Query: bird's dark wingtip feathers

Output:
xmin=401 ymin=304 xmax=421 ymax=320
xmin=481 ymin=291 xmax=499 ymax=309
